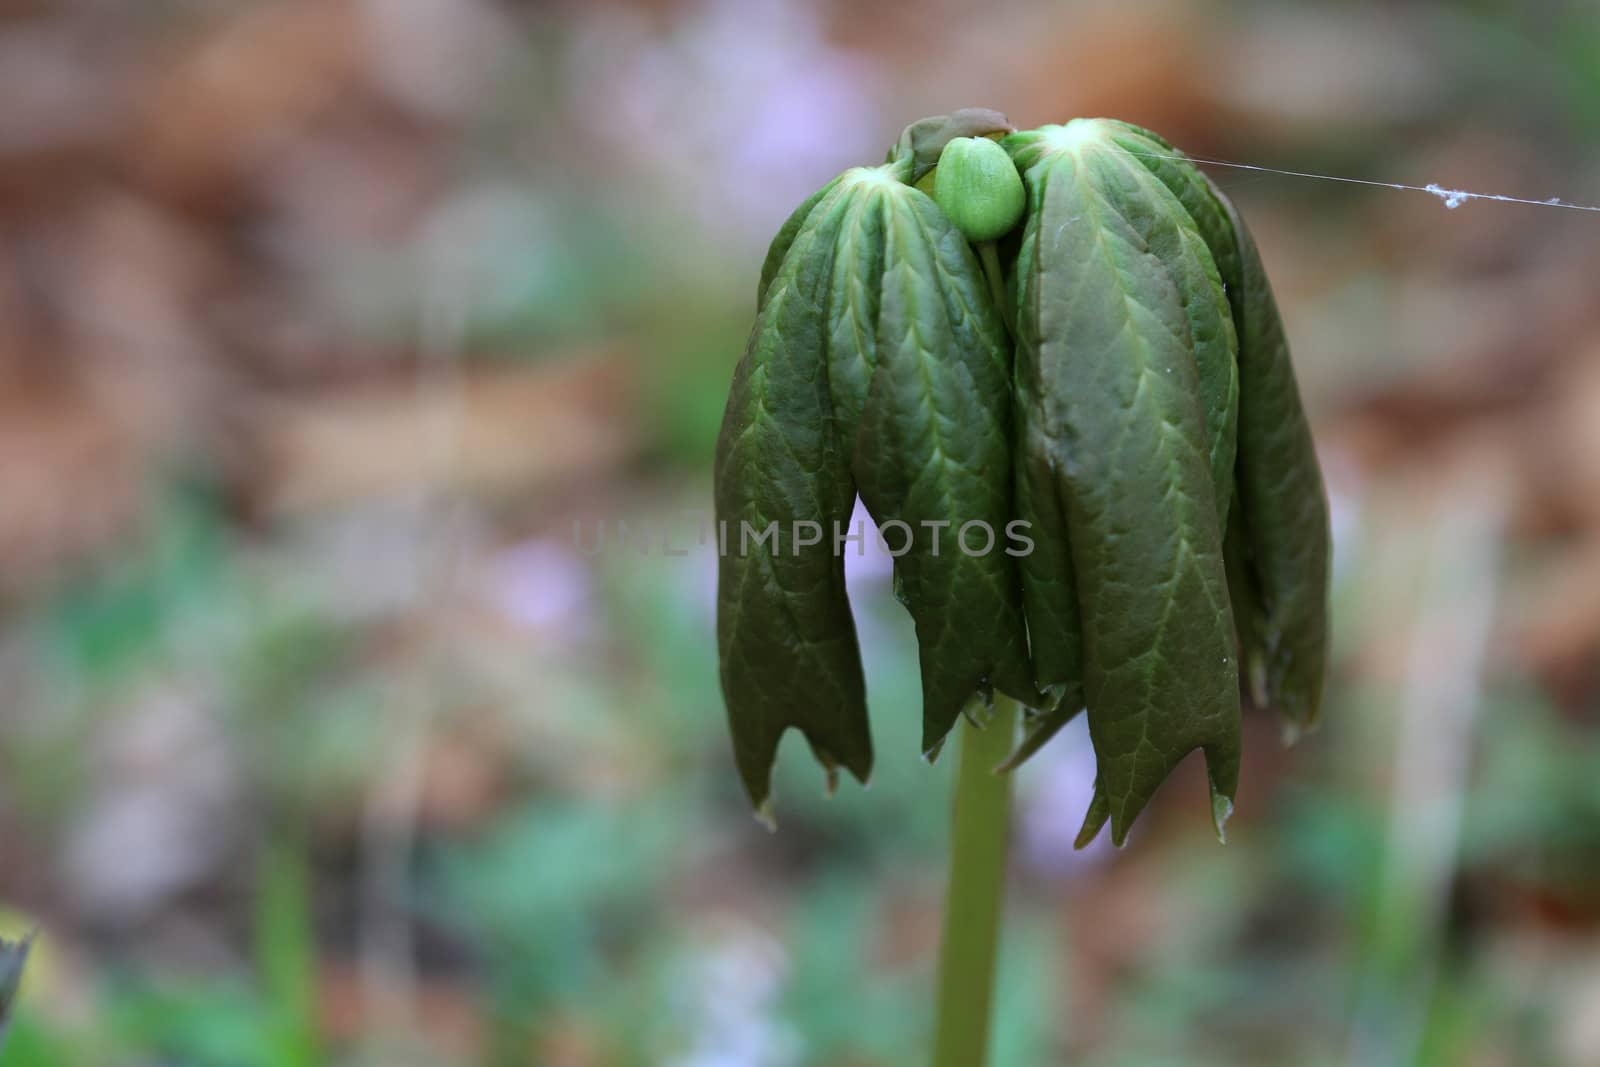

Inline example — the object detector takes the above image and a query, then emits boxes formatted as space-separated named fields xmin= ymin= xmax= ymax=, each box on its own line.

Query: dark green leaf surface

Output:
xmin=1205 ymin=175 xmax=1332 ymax=731
xmin=1002 ymin=143 xmax=1087 ymax=769
xmin=1000 ymin=133 xmax=1239 ymax=774
xmin=824 ymin=177 xmax=887 ymax=430
xmin=716 ymin=186 xmax=872 ymax=816
xmin=1106 ymin=123 xmax=1241 ymax=529
xmin=841 ymin=177 xmax=1036 ymax=752
xmin=1098 ymin=123 xmax=1277 ymax=713
xmin=1105 ymin=121 xmax=1329 ymax=732
xmin=758 ymin=176 xmax=841 ymax=310
xmin=1006 ymin=122 xmax=1241 ymax=845
xmin=1105 ymin=123 xmax=1243 ymax=293
xmin=723 ymin=161 xmax=1038 ymax=807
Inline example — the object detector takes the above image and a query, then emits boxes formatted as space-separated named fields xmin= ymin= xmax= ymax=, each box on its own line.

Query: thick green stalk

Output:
xmin=931 ymin=695 xmax=1018 ymax=1067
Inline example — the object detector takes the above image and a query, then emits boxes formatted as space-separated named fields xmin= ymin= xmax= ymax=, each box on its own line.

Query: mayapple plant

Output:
xmin=714 ymin=108 xmax=1329 ymax=1064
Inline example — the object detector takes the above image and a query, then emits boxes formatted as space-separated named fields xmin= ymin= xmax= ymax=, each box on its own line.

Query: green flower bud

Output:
xmin=933 ymin=136 xmax=1025 ymax=241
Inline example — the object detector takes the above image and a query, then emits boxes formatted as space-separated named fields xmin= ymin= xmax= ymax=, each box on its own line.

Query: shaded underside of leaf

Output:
xmin=1006 ymin=123 xmax=1242 ymax=845
xmin=1224 ymin=503 xmax=1272 ymax=711
xmin=1205 ymin=175 xmax=1332 ymax=731
xmin=716 ymin=185 xmax=872 ymax=814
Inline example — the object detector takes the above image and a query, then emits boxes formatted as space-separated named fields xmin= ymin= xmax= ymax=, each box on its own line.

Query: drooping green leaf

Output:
xmin=1000 ymin=143 xmax=1087 ymax=770
xmin=720 ymin=153 xmax=1038 ymax=813
xmin=838 ymin=174 xmax=1036 ymax=752
xmin=1096 ymin=122 xmax=1272 ymax=710
xmin=1204 ymin=174 xmax=1332 ymax=732
xmin=1006 ymin=121 xmax=1241 ymax=845
xmin=1105 ymin=122 xmax=1240 ymax=529
xmin=1001 ymin=123 xmax=1241 ymax=781
xmin=716 ymin=185 xmax=872 ymax=816
xmin=1102 ymin=120 xmax=1329 ymax=732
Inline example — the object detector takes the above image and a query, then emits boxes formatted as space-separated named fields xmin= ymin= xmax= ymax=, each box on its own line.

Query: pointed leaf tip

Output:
xmin=1074 ymin=784 xmax=1112 ymax=849
xmin=1280 ymin=720 xmax=1304 ymax=748
xmin=1211 ymin=792 xmax=1235 ymax=844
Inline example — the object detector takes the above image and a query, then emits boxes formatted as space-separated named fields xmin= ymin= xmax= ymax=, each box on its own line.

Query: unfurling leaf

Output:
xmin=717 ymin=186 xmax=872 ymax=816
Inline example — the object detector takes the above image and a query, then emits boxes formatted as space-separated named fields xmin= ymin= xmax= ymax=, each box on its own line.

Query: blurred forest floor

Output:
xmin=3 ymin=1 xmax=1600 ymax=1065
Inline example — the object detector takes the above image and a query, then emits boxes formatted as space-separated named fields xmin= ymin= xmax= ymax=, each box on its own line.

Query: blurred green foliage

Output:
xmin=3 ymin=0 xmax=1600 ymax=1065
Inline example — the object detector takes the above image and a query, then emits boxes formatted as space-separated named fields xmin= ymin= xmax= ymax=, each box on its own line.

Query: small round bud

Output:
xmin=933 ymin=137 xmax=1025 ymax=242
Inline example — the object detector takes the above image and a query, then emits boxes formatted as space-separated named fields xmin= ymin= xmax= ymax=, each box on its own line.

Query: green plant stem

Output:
xmin=931 ymin=695 xmax=1018 ymax=1067
xmin=977 ymin=240 xmax=1015 ymax=339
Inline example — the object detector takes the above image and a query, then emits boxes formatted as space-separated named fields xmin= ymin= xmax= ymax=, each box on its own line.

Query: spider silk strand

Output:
xmin=1115 ymin=147 xmax=1600 ymax=213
